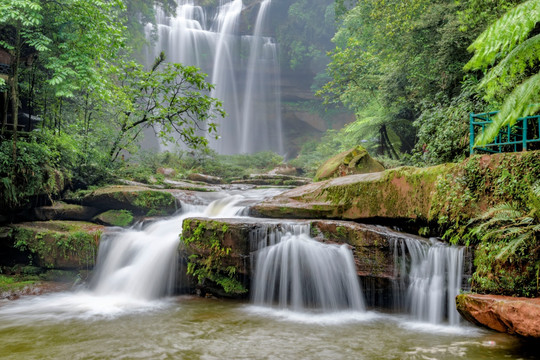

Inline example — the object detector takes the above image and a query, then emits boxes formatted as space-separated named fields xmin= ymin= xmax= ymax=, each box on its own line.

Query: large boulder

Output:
xmin=456 ymin=294 xmax=540 ymax=338
xmin=187 ymin=173 xmax=224 ymax=184
xmin=69 ymin=185 xmax=178 ymax=216
xmin=314 ymin=146 xmax=385 ymax=181
xmin=251 ymin=166 xmax=447 ymax=222
xmin=8 ymin=221 xmax=104 ymax=269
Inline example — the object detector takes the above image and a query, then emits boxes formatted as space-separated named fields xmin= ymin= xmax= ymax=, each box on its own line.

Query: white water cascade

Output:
xmin=251 ymin=226 xmax=365 ymax=312
xmin=147 ymin=0 xmax=283 ymax=155
xmin=392 ymin=238 xmax=465 ymax=326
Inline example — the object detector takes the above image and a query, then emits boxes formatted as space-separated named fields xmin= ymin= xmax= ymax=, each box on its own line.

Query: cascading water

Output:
xmin=147 ymin=0 xmax=283 ymax=155
xmin=391 ymin=237 xmax=465 ymax=326
xmin=251 ymin=225 xmax=365 ymax=312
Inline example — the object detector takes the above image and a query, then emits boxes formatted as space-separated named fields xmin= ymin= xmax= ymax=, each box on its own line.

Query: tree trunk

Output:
xmin=11 ymin=24 xmax=21 ymax=162
xmin=0 ymin=90 xmax=7 ymax=135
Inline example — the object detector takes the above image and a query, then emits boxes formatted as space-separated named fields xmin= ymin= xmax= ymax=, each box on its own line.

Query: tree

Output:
xmin=465 ymin=0 xmax=540 ymax=145
xmin=107 ymin=53 xmax=225 ymax=162
xmin=0 ymin=0 xmax=126 ymax=160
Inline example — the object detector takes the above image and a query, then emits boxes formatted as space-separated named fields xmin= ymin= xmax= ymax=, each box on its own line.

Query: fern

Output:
xmin=466 ymin=0 xmax=540 ymax=145
xmin=475 ymin=73 xmax=540 ymax=145
xmin=465 ymin=0 xmax=540 ymax=71
xmin=479 ymin=35 xmax=540 ymax=101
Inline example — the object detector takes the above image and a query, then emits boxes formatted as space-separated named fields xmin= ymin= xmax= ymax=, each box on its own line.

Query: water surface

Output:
xmin=0 ymin=295 xmax=535 ymax=360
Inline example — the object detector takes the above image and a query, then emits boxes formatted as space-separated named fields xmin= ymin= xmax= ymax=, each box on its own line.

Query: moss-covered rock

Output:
xmin=181 ymin=218 xmax=253 ymax=298
xmin=69 ymin=185 xmax=178 ymax=216
xmin=93 ymin=210 xmax=134 ymax=227
xmin=9 ymin=221 xmax=104 ymax=269
xmin=33 ymin=201 xmax=99 ymax=221
xmin=314 ymin=146 xmax=385 ymax=181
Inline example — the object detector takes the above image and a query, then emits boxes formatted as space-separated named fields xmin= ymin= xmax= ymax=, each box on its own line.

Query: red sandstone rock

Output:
xmin=456 ymin=293 xmax=540 ymax=338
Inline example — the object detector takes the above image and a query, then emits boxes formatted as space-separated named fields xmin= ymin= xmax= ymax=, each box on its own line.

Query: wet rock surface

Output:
xmin=456 ymin=293 xmax=540 ymax=338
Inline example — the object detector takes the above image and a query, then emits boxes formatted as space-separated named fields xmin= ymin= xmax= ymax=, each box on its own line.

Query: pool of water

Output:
xmin=0 ymin=294 xmax=536 ymax=360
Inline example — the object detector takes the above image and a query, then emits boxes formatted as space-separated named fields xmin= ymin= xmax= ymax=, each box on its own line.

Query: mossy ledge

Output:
xmin=252 ymin=151 xmax=540 ymax=236
xmin=7 ymin=221 xmax=104 ymax=269
xmin=66 ymin=185 xmax=178 ymax=216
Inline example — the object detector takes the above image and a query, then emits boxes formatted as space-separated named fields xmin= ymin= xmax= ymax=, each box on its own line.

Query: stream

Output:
xmin=0 ymin=188 xmax=537 ymax=359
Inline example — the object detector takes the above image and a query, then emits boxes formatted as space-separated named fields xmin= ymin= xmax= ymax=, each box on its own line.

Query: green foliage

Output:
xmin=318 ymin=0 xmax=523 ymax=165
xmin=467 ymin=184 xmax=540 ymax=297
xmin=106 ymin=55 xmax=225 ymax=162
xmin=465 ymin=0 xmax=540 ymax=145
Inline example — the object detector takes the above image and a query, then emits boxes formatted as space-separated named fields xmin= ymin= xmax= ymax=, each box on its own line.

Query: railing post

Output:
xmin=469 ymin=112 xmax=475 ymax=155
xmin=522 ymin=117 xmax=527 ymax=151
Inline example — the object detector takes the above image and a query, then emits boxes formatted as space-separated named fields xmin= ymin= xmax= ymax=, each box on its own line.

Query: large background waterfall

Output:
xmin=146 ymin=0 xmax=283 ymax=155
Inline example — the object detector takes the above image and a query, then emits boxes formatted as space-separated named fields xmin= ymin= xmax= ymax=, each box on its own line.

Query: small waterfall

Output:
xmin=391 ymin=237 xmax=465 ymax=326
xmin=146 ymin=0 xmax=283 ymax=155
xmin=251 ymin=224 xmax=365 ymax=312
xmin=89 ymin=195 xmax=247 ymax=301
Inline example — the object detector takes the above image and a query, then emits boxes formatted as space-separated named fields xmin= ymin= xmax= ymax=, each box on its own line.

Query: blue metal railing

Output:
xmin=469 ymin=111 xmax=540 ymax=154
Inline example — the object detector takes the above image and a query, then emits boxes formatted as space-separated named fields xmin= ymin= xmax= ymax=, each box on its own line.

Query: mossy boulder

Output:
xmin=93 ymin=210 xmax=134 ymax=227
xmin=33 ymin=201 xmax=99 ymax=221
xmin=8 ymin=221 xmax=104 ymax=269
xmin=314 ymin=146 xmax=385 ymax=181
xmin=70 ymin=185 xmax=178 ymax=216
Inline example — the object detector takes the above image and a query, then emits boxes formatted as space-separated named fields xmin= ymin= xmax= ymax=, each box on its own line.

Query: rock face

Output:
xmin=181 ymin=217 xmax=430 ymax=297
xmin=456 ymin=294 xmax=540 ymax=338
xmin=314 ymin=146 xmax=385 ymax=181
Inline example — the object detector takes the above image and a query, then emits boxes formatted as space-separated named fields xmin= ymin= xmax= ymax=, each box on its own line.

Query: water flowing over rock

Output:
xmin=147 ymin=0 xmax=283 ymax=154
xmin=183 ymin=216 xmax=468 ymax=323
xmin=391 ymin=238 xmax=465 ymax=325
xmin=252 ymin=232 xmax=365 ymax=312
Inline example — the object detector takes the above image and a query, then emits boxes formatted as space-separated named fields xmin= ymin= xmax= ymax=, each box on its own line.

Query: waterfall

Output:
xmin=251 ymin=225 xmax=365 ymax=312
xmin=146 ymin=0 xmax=283 ymax=155
xmin=391 ymin=237 xmax=465 ymax=326
xmin=89 ymin=196 xmax=247 ymax=301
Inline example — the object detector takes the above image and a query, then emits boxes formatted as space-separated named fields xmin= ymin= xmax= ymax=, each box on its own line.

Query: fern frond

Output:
xmin=465 ymin=0 xmax=540 ymax=71
xmin=496 ymin=233 xmax=531 ymax=260
xmin=475 ymin=72 xmax=540 ymax=145
xmin=480 ymin=34 xmax=540 ymax=100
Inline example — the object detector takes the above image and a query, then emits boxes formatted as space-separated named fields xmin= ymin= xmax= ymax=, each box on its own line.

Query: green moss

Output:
xmin=314 ymin=146 xmax=384 ymax=181
xmin=182 ymin=221 xmax=247 ymax=296
xmin=0 ymin=274 xmax=39 ymax=294
xmin=12 ymin=224 xmax=101 ymax=269
xmin=95 ymin=210 xmax=134 ymax=227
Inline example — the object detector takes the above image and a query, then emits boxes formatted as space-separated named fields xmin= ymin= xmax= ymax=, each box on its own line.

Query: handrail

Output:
xmin=470 ymin=112 xmax=540 ymax=154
